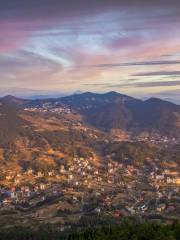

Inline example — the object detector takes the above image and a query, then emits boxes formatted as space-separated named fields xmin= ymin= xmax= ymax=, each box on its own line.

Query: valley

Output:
xmin=0 ymin=92 xmax=179 ymax=229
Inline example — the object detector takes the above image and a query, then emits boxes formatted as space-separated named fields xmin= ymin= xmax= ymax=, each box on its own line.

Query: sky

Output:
xmin=1 ymin=0 xmax=180 ymax=103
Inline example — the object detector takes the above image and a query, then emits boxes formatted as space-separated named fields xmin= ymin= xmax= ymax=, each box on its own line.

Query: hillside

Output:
xmin=59 ymin=92 xmax=180 ymax=137
xmin=0 ymin=99 xmax=107 ymax=174
xmin=0 ymin=92 xmax=179 ymax=172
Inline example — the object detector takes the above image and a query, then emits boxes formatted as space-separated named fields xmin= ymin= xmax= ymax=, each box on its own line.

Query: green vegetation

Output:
xmin=0 ymin=219 xmax=180 ymax=240
xmin=70 ymin=221 xmax=180 ymax=240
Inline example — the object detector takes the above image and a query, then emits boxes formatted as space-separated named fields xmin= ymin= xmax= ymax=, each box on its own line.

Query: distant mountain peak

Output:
xmin=81 ymin=92 xmax=96 ymax=96
xmin=78 ymin=91 xmax=131 ymax=99
xmin=103 ymin=91 xmax=119 ymax=96
xmin=145 ymin=97 xmax=178 ymax=107
xmin=2 ymin=95 xmax=18 ymax=100
xmin=103 ymin=91 xmax=133 ymax=99
xmin=1 ymin=95 xmax=29 ymax=107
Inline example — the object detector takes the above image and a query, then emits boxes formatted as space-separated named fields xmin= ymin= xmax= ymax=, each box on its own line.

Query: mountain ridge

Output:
xmin=1 ymin=91 xmax=179 ymax=106
xmin=0 ymin=91 xmax=180 ymax=137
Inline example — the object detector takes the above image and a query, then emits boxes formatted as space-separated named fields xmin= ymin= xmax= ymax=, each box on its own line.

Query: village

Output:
xmin=136 ymin=135 xmax=179 ymax=145
xmin=0 ymin=151 xmax=179 ymax=226
xmin=24 ymin=103 xmax=72 ymax=115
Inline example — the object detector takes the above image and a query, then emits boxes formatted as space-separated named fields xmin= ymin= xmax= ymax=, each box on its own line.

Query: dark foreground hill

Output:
xmin=0 ymin=217 xmax=179 ymax=240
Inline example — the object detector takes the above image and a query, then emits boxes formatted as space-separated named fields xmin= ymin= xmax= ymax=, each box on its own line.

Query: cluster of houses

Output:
xmin=24 ymin=103 xmax=71 ymax=115
xmin=149 ymin=167 xmax=180 ymax=185
xmin=136 ymin=135 xmax=178 ymax=145
xmin=0 ymin=154 xmax=179 ymax=219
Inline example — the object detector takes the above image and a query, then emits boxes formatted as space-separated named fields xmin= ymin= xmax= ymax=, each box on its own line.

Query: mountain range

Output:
xmin=1 ymin=91 xmax=180 ymax=138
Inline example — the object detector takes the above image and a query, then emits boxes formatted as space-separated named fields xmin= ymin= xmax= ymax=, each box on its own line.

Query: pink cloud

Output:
xmin=0 ymin=19 xmax=57 ymax=53
xmin=0 ymin=21 xmax=33 ymax=53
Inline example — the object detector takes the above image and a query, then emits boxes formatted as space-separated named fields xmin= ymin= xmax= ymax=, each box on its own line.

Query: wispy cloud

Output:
xmin=133 ymin=71 xmax=180 ymax=77
xmin=105 ymin=80 xmax=180 ymax=88
xmin=86 ymin=60 xmax=180 ymax=68
xmin=130 ymin=80 xmax=180 ymax=88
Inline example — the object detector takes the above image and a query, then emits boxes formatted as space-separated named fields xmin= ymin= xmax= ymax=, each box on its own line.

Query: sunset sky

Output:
xmin=1 ymin=0 xmax=180 ymax=103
